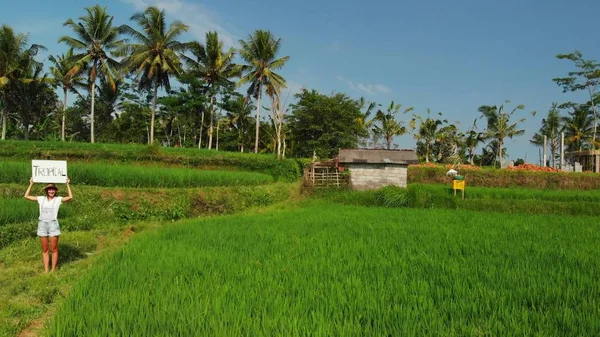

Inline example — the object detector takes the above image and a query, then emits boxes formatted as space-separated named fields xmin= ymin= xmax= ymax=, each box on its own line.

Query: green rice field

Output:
xmin=0 ymin=161 xmax=274 ymax=188
xmin=0 ymin=199 xmax=38 ymax=225
xmin=47 ymin=202 xmax=600 ymax=337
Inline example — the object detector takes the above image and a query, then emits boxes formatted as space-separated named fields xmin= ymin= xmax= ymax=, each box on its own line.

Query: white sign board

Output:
xmin=31 ymin=160 xmax=68 ymax=183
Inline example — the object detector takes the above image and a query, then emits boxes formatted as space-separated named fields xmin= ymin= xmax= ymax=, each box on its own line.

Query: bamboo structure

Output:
xmin=303 ymin=161 xmax=347 ymax=188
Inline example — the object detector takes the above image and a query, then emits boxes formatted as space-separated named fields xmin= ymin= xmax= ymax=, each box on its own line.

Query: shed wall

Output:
xmin=346 ymin=163 xmax=408 ymax=190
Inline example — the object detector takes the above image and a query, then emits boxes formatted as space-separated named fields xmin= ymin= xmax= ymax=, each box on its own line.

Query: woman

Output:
xmin=24 ymin=177 xmax=73 ymax=273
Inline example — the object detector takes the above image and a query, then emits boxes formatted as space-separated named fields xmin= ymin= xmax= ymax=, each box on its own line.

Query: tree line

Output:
xmin=0 ymin=4 xmax=598 ymax=165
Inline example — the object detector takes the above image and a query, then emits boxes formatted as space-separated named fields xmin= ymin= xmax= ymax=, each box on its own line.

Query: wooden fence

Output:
xmin=303 ymin=167 xmax=348 ymax=188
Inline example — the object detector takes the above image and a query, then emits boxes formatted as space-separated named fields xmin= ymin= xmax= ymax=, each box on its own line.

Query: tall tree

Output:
xmin=4 ymin=62 xmax=57 ymax=140
xmin=372 ymin=101 xmax=412 ymax=149
xmin=183 ymin=31 xmax=239 ymax=149
xmin=159 ymin=78 xmax=209 ymax=148
xmin=478 ymin=102 xmax=529 ymax=168
xmin=410 ymin=109 xmax=447 ymax=163
xmin=553 ymin=51 xmax=600 ymax=150
xmin=356 ymin=97 xmax=378 ymax=147
xmin=288 ymin=89 xmax=367 ymax=158
xmin=59 ymin=5 xmax=126 ymax=143
xmin=530 ymin=102 xmax=564 ymax=167
xmin=48 ymin=48 xmax=86 ymax=141
xmin=119 ymin=6 xmax=188 ymax=145
xmin=265 ymin=82 xmax=292 ymax=158
xmin=432 ymin=124 xmax=464 ymax=164
xmin=223 ymin=95 xmax=254 ymax=152
xmin=238 ymin=30 xmax=290 ymax=153
xmin=560 ymin=102 xmax=594 ymax=152
xmin=464 ymin=120 xmax=484 ymax=165
xmin=0 ymin=25 xmax=44 ymax=140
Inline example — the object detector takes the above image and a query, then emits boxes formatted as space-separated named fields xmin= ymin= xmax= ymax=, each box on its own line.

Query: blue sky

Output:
xmin=4 ymin=0 xmax=600 ymax=162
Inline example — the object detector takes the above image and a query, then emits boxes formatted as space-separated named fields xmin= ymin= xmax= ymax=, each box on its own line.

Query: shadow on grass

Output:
xmin=59 ymin=243 xmax=87 ymax=264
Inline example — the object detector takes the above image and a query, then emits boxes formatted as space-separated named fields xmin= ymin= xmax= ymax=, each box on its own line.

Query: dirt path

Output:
xmin=18 ymin=309 xmax=54 ymax=337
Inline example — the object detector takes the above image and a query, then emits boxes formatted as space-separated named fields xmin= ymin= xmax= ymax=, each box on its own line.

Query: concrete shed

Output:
xmin=338 ymin=148 xmax=419 ymax=190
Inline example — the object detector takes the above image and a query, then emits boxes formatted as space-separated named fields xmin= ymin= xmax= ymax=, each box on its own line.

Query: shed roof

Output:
xmin=338 ymin=148 xmax=419 ymax=164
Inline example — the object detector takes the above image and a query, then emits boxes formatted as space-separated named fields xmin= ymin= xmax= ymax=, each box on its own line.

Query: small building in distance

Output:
xmin=338 ymin=148 xmax=419 ymax=190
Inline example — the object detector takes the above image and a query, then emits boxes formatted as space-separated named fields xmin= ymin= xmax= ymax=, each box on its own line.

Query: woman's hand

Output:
xmin=66 ymin=177 xmax=70 ymax=185
xmin=29 ymin=177 xmax=34 ymax=185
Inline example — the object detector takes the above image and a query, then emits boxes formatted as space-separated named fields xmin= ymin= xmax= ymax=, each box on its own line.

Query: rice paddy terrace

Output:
xmin=0 ymin=141 xmax=598 ymax=337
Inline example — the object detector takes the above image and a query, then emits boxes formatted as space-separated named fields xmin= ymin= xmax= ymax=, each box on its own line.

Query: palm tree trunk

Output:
xmin=198 ymin=108 xmax=204 ymax=149
xmin=208 ymin=95 xmax=214 ymax=149
xmin=216 ymin=118 xmax=219 ymax=151
xmin=469 ymin=149 xmax=474 ymax=165
xmin=587 ymin=85 xmax=597 ymax=150
xmin=23 ymin=115 xmax=29 ymax=140
xmin=254 ymin=83 xmax=262 ymax=154
xmin=62 ymin=89 xmax=67 ymax=142
xmin=1 ymin=108 xmax=6 ymax=140
xmin=497 ymin=140 xmax=503 ymax=168
xmin=425 ymin=142 xmax=430 ymax=163
xmin=150 ymin=81 xmax=158 ymax=144
xmin=90 ymin=81 xmax=96 ymax=144
xmin=240 ymin=125 xmax=244 ymax=153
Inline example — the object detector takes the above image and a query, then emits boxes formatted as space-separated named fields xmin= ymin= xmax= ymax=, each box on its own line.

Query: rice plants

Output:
xmin=47 ymin=203 xmax=600 ymax=336
xmin=0 ymin=161 xmax=274 ymax=188
xmin=0 ymin=140 xmax=302 ymax=181
xmin=0 ymin=199 xmax=36 ymax=225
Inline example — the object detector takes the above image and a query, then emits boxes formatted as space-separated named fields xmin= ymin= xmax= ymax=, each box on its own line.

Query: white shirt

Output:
xmin=37 ymin=196 xmax=62 ymax=221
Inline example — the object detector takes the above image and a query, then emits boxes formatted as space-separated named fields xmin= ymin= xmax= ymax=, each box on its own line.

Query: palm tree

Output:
xmin=59 ymin=5 xmax=126 ymax=143
xmin=238 ymin=30 xmax=290 ymax=153
xmin=183 ymin=31 xmax=240 ymax=149
xmin=478 ymin=102 xmax=528 ymax=168
xmin=410 ymin=109 xmax=447 ymax=163
xmin=48 ymin=48 xmax=86 ymax=141
xmin=372 ymin=101 xmax=413 ymax=150
xmin=530 ymin=102 xmax=564 ymax=167
xmin=464 ymin=121 xmax=485 ymax=165
xmin=3 ymin=62 xmax=55 ymax=140
xmin=436 ymin=124 xmax=464 ymax=163
xmin=356 ymin=97 xmax=378 ymax=147
xmin=119 ymin=6 xmax=188 ymax=145
xmin=560 ymin=102 xmax=594 ymax=152
xmin=224 ymin=95 xmax=254 ymax=152
xmin=0 ymin=25 xmax=44 ymax=140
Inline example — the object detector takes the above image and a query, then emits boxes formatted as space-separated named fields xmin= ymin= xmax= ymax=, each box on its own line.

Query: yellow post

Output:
xmin=452 ymin=180 xmax=465 ymax=199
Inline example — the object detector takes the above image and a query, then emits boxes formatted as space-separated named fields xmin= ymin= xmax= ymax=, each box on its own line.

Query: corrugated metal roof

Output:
xmin=338 ymin=148 xmax=419 ymax=164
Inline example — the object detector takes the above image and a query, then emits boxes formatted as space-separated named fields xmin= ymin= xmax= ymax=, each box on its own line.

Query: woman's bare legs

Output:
xmin=50 ymin=236 xmax=59 ymax=272
xmin=40 ymin=237 xmax=50 ymax=273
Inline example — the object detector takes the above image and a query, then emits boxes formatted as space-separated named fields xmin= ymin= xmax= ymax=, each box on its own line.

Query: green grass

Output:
xmin=0 ymin=182 xmax=299 ymax=249
xmin=314 ymin=184 xmax=600 ymax=216
xmin=0 ymin=221 xmax=166 ymax=337
xmin=0 ymin=140 xmax=303 ymax=181
xmin=47 ymin=202 xmax=600 ymax=336
xmin=408 ymin=165 xmax=600 ymax=189
xmin=423 ymin=183 xmax=600 ymax=202
xmin=0 ymin=199 xmax=38 ymax=225
xmin=0 ymin=161 xmax=275 ymax=188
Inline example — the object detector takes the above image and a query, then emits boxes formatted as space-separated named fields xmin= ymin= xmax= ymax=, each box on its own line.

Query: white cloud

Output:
xmin=123 ymin=0 xmax=238 ymax=48
xmin=336 ymin=76 xmax=392 ymax=96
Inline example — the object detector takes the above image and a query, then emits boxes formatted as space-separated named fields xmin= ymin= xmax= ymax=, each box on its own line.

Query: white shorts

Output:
xmin=37 ymin=220 xmax=61 ymax=237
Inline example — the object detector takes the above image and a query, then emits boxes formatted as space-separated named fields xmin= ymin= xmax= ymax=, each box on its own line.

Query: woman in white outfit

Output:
xmin=24 ymin=178 xmax=73 ymax=272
